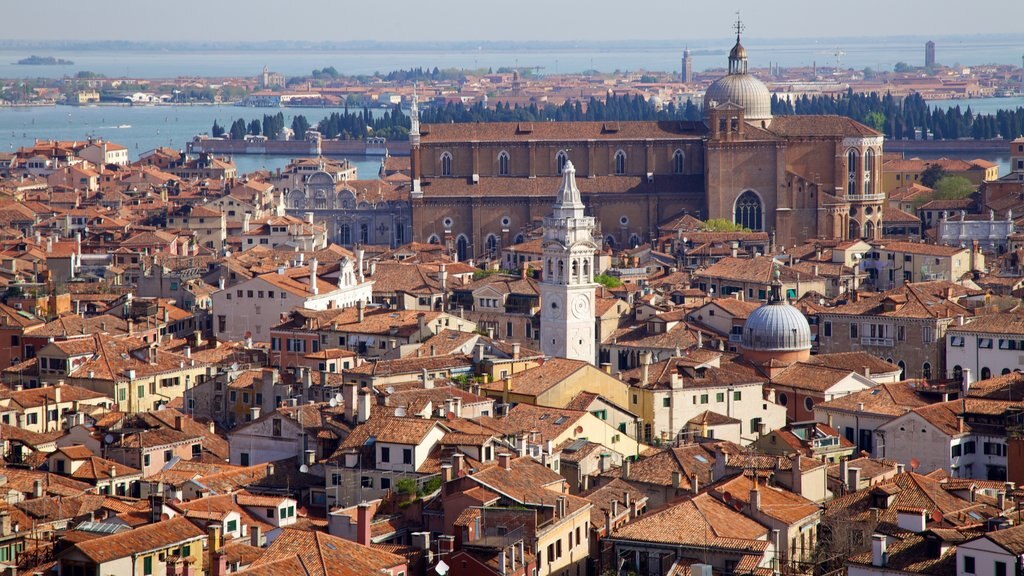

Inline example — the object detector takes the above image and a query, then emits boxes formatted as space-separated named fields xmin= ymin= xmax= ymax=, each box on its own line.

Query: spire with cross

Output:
xmin=734 ymin=11 xmax=745 ymax=42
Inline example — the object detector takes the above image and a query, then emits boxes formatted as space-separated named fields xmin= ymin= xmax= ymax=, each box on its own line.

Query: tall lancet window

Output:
xmin=847 ymin=149 xmax=858 ymax=195
xmin=734 ymin=191 xmax=763 ymax=231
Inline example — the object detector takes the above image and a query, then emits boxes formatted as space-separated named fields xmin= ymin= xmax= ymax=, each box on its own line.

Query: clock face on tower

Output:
xmin=545 ymin=295 xmax=564 ymax=320
xmin=571 ymin=294 xmax=591 ymax=320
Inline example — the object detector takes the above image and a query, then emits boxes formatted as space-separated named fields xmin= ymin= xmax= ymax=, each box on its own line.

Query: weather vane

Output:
xmin=734 ymin=11 xmax=745 ymax=39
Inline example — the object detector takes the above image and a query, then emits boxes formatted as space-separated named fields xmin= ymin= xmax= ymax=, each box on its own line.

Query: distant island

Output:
xmin=15 ymin=55 xmax=73 ymax=66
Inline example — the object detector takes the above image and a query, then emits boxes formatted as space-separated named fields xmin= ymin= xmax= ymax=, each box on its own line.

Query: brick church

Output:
xmin=408 ymin=27 xmax=885 ymax=261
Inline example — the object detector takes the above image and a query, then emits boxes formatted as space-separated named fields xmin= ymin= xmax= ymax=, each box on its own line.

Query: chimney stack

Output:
xmin=871 ymin=534 xmax=888 ymax=567
xmin=356 ymin=502 xmax=372 ymax=546
xmin=310 ymin=258 xmax=319 ymax=295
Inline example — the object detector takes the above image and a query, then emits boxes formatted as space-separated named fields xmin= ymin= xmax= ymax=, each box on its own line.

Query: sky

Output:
xmin=6 ymin=0 xmax=1023 ymax=43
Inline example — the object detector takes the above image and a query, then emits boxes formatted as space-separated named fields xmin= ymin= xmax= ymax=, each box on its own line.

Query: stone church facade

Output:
xmin=408 ymin=29 xmax=885 ymax=259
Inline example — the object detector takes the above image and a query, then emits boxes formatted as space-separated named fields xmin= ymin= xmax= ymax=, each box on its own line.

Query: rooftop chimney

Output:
xmin=871 ymin=534 xmax=888 ymax=567
xmin=356 ymin=502 xmax=372 ymax=546
xmin=847 ymin=467 xmax=861 ymax=492
xmin=357 ymin=389 xmax=371 ymax=424
xmin=309 ymin=258 xmax=319 ymax=295
xmin=498 ymin=453 xmax=512 ymax=470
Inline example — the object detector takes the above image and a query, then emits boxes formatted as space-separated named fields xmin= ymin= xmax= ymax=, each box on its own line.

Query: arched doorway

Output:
xmin=734 ymin=191 xmax=763 ymax=231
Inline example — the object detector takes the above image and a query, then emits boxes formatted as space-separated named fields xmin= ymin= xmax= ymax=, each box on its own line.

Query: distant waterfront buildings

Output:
xmin=260 ymin=65 xmax=286 ymax=89
xmin=926 ymin=40 xmax=936 ymax=68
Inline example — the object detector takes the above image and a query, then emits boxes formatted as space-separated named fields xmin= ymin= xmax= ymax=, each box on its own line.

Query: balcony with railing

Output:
xmin=846 ymin=193 xmax=886 ymax=202
xmin=861 ymin=336 xmax=894 ymax=347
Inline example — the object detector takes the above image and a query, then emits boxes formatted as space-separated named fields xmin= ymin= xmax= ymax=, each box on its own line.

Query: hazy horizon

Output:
xmin=9 ymin=0 xmax=1024 ymax=43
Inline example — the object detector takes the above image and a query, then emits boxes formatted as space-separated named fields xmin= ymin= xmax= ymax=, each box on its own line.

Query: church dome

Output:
xmin=703 ymin=72 xmax=772 ymax=121
xmin=704 ymin=28 xmax=772 ymax=123
xmin=741 ymin=299 xmax=812 ymax=352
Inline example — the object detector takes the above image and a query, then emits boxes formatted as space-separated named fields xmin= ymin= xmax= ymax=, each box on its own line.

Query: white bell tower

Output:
xmin=540 ymin=160 xmax=597 ymax=364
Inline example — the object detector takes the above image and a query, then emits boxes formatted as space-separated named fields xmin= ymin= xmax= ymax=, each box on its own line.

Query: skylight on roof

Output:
xmin=694 ymin=455 xmax=708 ymax=463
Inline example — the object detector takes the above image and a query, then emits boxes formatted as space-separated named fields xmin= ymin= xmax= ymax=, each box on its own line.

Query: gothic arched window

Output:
xmin=339 ymin=223 xmax=352 ymax=245
xmin=441 ymin=152 xmax=452 ymax=177
xmin=614 ymin=150 xmax=627 ymax=175
xmin=498 ymin=151 xmax=510 ymax=176
xmin=427 ymin=234 xmax=440 ymax=245
xmin=556 ymin=150 xmax=568 ymax=175
xmin=455 ymin=235 xmax=469 ymax=261
xmin=673 ymin=149 xmax=685 ymax=174
xmin=359 ymin=223 xmax=369 ymax=244
xmin=849 ymin=220 xmax=861 ymax=240
xmin=485 ymin=234 xmax=498 ymax=257
xmin=734 ymin=190 xmax=763 ymax=231
xmin=847 ymin=149 xmax=858 ymax=195
xmin=863 ymin=220 xmax=875 ymax=240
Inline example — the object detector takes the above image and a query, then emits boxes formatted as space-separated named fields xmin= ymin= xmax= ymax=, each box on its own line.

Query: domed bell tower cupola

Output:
xmin=728 ymin=15 xmax=748 ymax=75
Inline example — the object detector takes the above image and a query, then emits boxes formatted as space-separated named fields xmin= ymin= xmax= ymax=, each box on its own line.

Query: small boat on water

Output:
xmin=117 ymin=124 xmax=132 ymax=129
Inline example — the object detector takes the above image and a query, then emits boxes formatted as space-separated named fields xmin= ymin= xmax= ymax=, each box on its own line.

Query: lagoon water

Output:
xmin=0 ymin=36 xmax=1021 ymax=79
xmin=0 ymin=104 xmax=387 ymax=176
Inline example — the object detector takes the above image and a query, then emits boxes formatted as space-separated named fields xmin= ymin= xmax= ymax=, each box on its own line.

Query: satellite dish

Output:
xmin=724 ymin=491 xmax=733 ymax=503
xmin=446 ymin=412 xmax=456 ymax=421
xmin=157 ymin=403 xmax=166 ymax=411
xmin=299 ymin=464 xmax=309 ymax=474
xmin=394 ymin=407 xmax=407 ymax=417
xmin=334 ymin=393 xmax=343 ymax=403
xmin=575 ymin=425 xmax=584 ymax=435
xmin=104 ymin=434 xmax=114 ymax=445
xmin=386 ymin=386 xmax=395 ymax=394
xmin=931 ymin=509 xmax=943 ymax=523
xmin=329 ymin=398 xmax=338 ymax=408
xmin=732 ymin=501 xmax=743 ymax=512
xmin=909 ymin=457 xmax=920 ymax=471
xmin=435 ymin=560 xmax=450 ymax=576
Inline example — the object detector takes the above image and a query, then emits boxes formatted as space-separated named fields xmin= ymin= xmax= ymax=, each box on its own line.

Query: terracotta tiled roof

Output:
xmin=765 ymin=115 xmax=881 ymax=137
xmin=821 ymin=281 xmax=972 ymax=319
xmin=479 ymin=358 xmax=588 ymax=398
xmin=243 ymin=527 xmax=406 ymax=575
xmin=825 ymin=471 xmax=1002 ymax=533
xmin=805 ymin=352 xmax=902 ymax=375
xmin=66 ymin=516 xmax=205 ymax=564
xmin=421 ymin=120 xmax=705 ymax=142
xmin=884 ymin=206 xmax=924 ymax=223
xmin=712 ymin=474 xmax=819 ymax=524
xmin=950 ymin=313 xmax=1024 ymax=335
xmin=610 ymin=493 xmax=769 ymax=549
xmin=817 ymin=382 xmax=930 ymax=416
xmin=338 ymin=416 xmax=445 ymax=450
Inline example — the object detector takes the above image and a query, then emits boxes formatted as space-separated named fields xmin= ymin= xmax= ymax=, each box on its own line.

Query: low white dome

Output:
xmin=741 ymin=300 xmax=812 ymax=352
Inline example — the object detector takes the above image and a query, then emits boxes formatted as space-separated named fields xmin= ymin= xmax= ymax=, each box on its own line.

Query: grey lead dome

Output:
xmin=703 ymin=73 xmax=773 ymax=121
xmin=741 ymin=300 xmax=812 ymax=352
